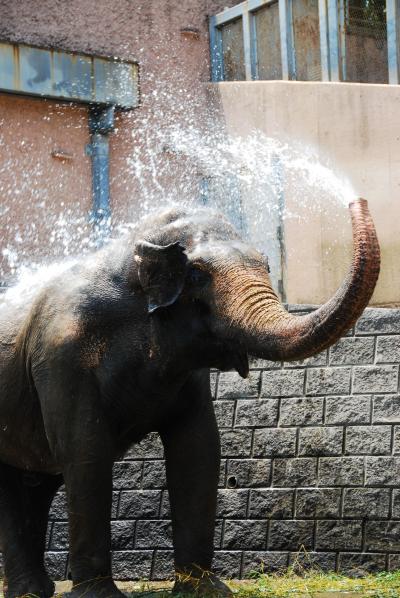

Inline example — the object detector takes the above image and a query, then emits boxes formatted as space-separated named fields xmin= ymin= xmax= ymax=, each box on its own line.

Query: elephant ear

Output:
xmin=134 ymin=240 xmax=188 ymax=313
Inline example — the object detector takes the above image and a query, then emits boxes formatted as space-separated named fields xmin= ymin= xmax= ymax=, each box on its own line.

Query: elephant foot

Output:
xmin=4 ymin=571 xmax=55 ymax=598
xmin=172 ymin=570 xmax=233 ymax=597
xmin=64 ymin=578 xmax=125 ymax=598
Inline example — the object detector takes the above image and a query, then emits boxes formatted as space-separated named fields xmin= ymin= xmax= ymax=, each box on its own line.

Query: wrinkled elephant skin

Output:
xmin=0 ymin=200 xmax=379 ymax=597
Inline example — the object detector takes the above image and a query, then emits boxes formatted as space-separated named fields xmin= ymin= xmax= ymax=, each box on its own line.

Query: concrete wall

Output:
xmin=0 ymin=94 xmax=92 ymax=275
xmin=212 ymin=81 xmax=400 ymax=307
xmin=10 ymin=306 xmax=398 ymax=580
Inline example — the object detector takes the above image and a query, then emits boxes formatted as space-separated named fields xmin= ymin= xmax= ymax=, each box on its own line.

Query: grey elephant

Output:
xmin=0 ymin=198 xmax=379 ymax=597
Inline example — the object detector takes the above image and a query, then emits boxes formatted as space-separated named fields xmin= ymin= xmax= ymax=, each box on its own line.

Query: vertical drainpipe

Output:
xmin=88 ymin=104 xmax=115 ymax=244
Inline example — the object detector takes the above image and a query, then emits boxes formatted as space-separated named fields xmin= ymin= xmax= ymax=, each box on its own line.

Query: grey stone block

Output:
xmin=356 ymin=309 xmax=400 ymax=335
xmin=373 ymin=395 xmax=400 ymax=423
xmin=227 ymin=459 xmax=271 ymax=488
xmin=299 ymin=426 xmax=343 ymax=456
xmin=151 ymin=550 xmax=174 ymax=580
xmin=353 ymin=366 xmax=398 ymax=394
xmin=112 ymin=550 xmax=153 ymax=580
xmin=125 ymin=432 xmax=164 ymax=459
xmin=213 ymin=551 xmax=242 ymax=578
xmin=365 ymin=521 xmax=400 ymax=552
xmin=249 ymin=489 xmax=294 ymax=519
xmin=394 ymin=426 xmax=400 ymax=453
xmin=376 ymin=336 xmax=400 ymax=363
xmin=223 ymin=520 xmax=267 ymax=550
xmin=389 ymin=554 xmax=400 ymax=571
xmin=289 ymin=551 xmax=336 ymax=573
xmin=46 ymin=522 xmax=51 ymax=549
xmin=319 ymin=457 xmax=364 ymax=486
xmin=210 ymin=372 xmax=218 ymax=399
xmin=213 ymin=400 xmax=235 ymax=427
xmin=241 ymin=551 xmax=289 ymax=576
xmin=113 ymin=461 xmax=142 ymax=489
xmin=217 ymin=371 xmax=260 ymax=399
xmin=220 ymin=429 xmax=252 ymax=457
xmin=273 ymin=458 xmax=317 ymax=487
xmin=296 ymin=489 xmax=341 ymax=519
xmin=44 ymin=551 xmax=68 ymax=580
xmin=160 ymin=490 xmax=170 ymax=519
xmin=219 ymin=459 xmax=227 ymax=488
xmin=338 ymin=553 xmax=387 ymax=576
xmin=345 ymin=425 xmax=392 ymax=455
xmin=111 ymin=520 xmax=135 ymax=550
xmin=269 ymin=520 xmax=314 ymax=551
xmin=112 ymin=491 xmax=120 ymax=519
xmin=135 ymin=520 xmax=173 ymax=549
xmin=279 ymin=397 xmax=324 ymax=427
xmin=235 ymin=399 xmax=279 ymax=427
xmin=250 ymin=357 xmax=281 ymax=370
xmin=142 ymin=461 xmax=167 ymax=489
xmin=217 ymin=489 xmax=248 ymax=518
xmin=343 ymin=488 xmax=390 ymax=519
xmin=49 ymin=522 xmax=68 ymax=550
xmin=262 ymin=370 xmax=305 ymax=397
xmin=329 ymin=337 xmax=375 ymax=365
xmin=325 ymin=395 xmax=371 ymax=425
xmin=391 ymin=489 xmax=400 ymax=518
xmin=253 ymin=428 xmax=296 ymax=457
xmin=316 ymin=521 xmax=362 ymax=551
xmin=366 ymin=457 xmax=400 ymax=486
xmin=284 ymin=350 xmax=327 ymax=368
xmin=118 ymin=490 xmax=161 ymax=519
xmin=49 ymin=491 xmax=67 ymax=520
xmin=306 ymin=368 xmax=351 ymax=396
xmin=214 ymin=519 xmax=223 ymax=549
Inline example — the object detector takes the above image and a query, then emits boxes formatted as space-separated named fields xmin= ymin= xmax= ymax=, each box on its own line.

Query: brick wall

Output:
xmin=34 ymin=307 xmax=400 ymax=578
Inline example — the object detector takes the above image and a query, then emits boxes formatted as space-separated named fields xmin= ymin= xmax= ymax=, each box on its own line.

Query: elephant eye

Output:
xmin=187 ymin=266 xmax=210 ymax=287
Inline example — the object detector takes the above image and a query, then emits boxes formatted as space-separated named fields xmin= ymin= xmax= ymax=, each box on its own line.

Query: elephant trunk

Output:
xmin=216 ymin=198 xmax=380 ymax=362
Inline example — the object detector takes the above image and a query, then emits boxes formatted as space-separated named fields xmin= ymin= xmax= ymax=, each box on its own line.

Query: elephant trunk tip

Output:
xmin=349 ymin=197 xmax=368 ymax=210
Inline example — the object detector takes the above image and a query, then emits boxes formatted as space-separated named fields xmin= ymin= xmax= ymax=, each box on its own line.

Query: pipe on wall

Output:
xmin=88 ymin=104 xmax=115 ymax=243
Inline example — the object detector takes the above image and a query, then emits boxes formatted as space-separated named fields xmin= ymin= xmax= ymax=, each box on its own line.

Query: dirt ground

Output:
xmin=52 ymin=581 xmax=366 ymax=597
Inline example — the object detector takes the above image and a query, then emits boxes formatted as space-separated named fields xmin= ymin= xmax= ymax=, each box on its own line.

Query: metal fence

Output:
xmin=210 ymin=0 xmax=400 ymax=84
xmin=341 ymin=0 xmax=388 ymax=83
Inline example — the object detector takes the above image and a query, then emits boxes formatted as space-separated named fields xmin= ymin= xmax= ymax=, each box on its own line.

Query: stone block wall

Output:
xmin=19 ymin=308 xmax=400 ymax=579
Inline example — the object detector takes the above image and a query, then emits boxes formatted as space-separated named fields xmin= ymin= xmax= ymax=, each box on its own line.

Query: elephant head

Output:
xmin=133 ymin=198 xmax=380 ymax=376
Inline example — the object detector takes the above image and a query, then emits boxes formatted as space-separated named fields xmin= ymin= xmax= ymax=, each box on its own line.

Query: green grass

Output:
xmin=122 ymin=570 xmax=400 ymax=597
xmin=230 ymin=569 xmax=400 ymax=597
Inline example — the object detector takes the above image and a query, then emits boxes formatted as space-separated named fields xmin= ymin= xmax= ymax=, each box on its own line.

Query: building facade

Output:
xmin=0 ymin=0 xmax=239 ymax=280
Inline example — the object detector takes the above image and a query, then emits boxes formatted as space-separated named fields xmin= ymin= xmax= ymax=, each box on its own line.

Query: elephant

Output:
xmin=0 ymin=198 xmax=379 ymax=598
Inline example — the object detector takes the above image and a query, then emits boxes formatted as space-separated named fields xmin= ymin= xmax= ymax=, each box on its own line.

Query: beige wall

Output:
xmin=213 ymin=81 xmax=400 ymax=306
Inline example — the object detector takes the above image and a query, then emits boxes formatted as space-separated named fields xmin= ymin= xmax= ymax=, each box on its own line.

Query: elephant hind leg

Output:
xmin=0 ymin=462 xmax=63 ymax=598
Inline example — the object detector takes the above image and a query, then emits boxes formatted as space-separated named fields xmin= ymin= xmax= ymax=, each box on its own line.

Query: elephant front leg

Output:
xmin=37 ymin=374 xmax=125 ymax=598
xmin=160 ymin=374 xmax=232 ymax=597
xmin=63 ymin=459 xmax=124 ymax=598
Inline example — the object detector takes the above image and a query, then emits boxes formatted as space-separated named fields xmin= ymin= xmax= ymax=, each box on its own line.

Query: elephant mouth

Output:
xmin=232 ymin=351 xmax=249 ymax=379
xmin=217 ymin=348 xmax=249 ymax=379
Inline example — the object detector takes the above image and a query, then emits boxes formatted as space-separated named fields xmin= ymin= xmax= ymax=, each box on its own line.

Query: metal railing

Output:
xmin=210 ymin=0 xmax=400 ymax=84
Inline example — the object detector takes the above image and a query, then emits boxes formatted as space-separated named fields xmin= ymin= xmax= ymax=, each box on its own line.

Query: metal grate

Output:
xmin=342 ymin=0 xmax=388 ymax=83
xmin=221 ymin=17 xmax=246 ymax=81
xmin=292 ymin=0 xmax=322 ymax=81
xmin=254 ymin=1 xmax=282 ymax=80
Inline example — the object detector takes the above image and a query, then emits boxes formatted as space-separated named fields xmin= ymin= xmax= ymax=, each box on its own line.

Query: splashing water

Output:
xmin=0 ymin=110 xmax=356 ymax=300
